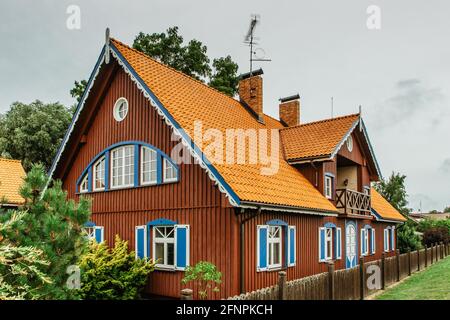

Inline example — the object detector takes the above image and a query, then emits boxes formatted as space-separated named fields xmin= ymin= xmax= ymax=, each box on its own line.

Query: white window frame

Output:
xmin=163 ymin=158 xmax=177 ymax=183
xmin=361 ymin=228 xmax=369 ymax=256
xmin=113 ymin=97 xmax=129 ymax=122
xmin=325 ymin=227 xmax=333 ymax=260
xmin=140 ymin=146 xmax=157 ymax=186
xmin=79 ymin=174 xmax=89 ymax=193
xmin=371 ymin=228 xmax=376 ymax=254
xmin=153 ymin=225 xmax=176 ymax=270
xmin=110 ymin=145 xmax=135 ymax=189
xmin=324 ymin=175 xmax=333 ymax=199
xmin=83 ymin=226 xmax=104 ymax=242
xmin=93 ymin=156 xmax=106 ymax=191
xmin=267 ymin=226 xmax=282 ymax=269
xmin=384 ymin=228 xmax=390 ymax=252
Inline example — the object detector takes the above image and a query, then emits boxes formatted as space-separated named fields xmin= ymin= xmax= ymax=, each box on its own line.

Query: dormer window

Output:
xmin=113 ymin=97 xmax=128 ymax=122
xmin=111 ymin=145 xmax=135 ymax=189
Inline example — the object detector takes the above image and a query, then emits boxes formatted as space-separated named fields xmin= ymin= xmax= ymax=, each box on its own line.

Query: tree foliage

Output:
xmin=181 ymin=261 xmax=222 ymax=299
xmin=397 ymin=220 xmax=422 ymax=253
xmin=77 ymin=235 xmax=155 ymax=300
xmin=422 ymin=227 xmax=450 ymax=246
xmin=373 ymin=172 xmax=410 ymax=215
xmin=70 ymin=80 xmax=88 ymax=103
xmin=0 ymin=211 xmax=52 ymax=300
xmin=209 ymin=56 xmax=239 ymax=96
xmin=0 ymin=164 xmax=91 ymax=299
xmin=0 ymin=101 xmax=72 ymax=171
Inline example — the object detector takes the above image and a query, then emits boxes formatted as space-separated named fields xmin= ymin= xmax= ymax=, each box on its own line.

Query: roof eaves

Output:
xmin=240 ymin=201 xmax=338 ymax=216
xmin=329 ymin=115 xmax=361 ymax=159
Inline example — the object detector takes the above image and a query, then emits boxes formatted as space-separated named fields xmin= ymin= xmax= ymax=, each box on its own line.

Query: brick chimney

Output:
xmin=279 ymin=94 xmax=300 ymax=127
xmin=238 ymin=68 xmax=264 ymax=122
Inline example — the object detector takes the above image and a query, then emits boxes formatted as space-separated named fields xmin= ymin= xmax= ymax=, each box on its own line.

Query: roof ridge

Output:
xmin=110 ymin=38 xmax=246 ymax=108
xmin=281 ymin=113 xmax=360 ymax=131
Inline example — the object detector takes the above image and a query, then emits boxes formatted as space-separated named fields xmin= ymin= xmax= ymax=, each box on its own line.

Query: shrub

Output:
xmin=78 ymin=235 xmax=155 ymax=300
xmin=397 ymin=220 xmax=422 ymax=253
xmin=182 ymin=261 xmax=222 ymax=299
xmin=422 ymin=227 xmax=450 ymax=247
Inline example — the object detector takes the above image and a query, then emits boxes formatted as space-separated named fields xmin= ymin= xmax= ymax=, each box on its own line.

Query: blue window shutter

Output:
xmin=319 ymin=227 xmax=326 ymax=261
xmin=175 ymin=225 xmax=190 ymax=270
xmin=135 ymin=225 xmax=147 ymax=259
xmin=288 ymin=226 xmax=296 ymax=266
xmin=371 ymin=228 xmax=376 ymax=254
xmin=156 ymin=154 xmax=162 ymax=184
xmin=336 ymin=227 xmax=342 ymax=259
xmin=391 ymin=227 xmax=395 ymax=251
xmin=94 ymin=226 xmax=104 ymax=243
xmin=257 ymin=225 xmax=268 ymax=271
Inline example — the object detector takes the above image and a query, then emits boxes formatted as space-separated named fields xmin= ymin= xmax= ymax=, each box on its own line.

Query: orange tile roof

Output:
xmin=280 ymin=114 xmax=360 ymax=161
xmin=111 ymin=39 xmax=337 ymax=213
xmin=371 ymin=188 xmax=407 ymax=222
xmin=0 ymin=158 xmax=25 ymax=205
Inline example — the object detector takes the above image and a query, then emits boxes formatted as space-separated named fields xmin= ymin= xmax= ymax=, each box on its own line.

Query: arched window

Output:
xmin=76 ymin=141 xmax=179 ymax=193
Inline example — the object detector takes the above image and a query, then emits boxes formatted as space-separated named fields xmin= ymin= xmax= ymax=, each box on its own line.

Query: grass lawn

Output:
xmin=376 ymin=256 xmax=450 ymax=300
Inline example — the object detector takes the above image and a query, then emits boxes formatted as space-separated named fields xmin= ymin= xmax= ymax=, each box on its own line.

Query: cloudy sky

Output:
xmin=1 ymin=0 xmax=449 ymax=211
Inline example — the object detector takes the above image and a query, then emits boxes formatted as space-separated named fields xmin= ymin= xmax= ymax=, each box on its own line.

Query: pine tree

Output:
xmin=0 ymin=164 xmax=91 ymax=299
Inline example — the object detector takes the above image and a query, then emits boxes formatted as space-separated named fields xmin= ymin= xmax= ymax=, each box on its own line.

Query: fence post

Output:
xmin=181 ymin=288 xmax=193 ymax=300
xmin=431 ymin=243 xmax=434 ymax=264
xmin=278 ymin=271 xmax=287 ymax=300
xmin=441 ymin=242 xmax=444 ymax=259
xmin=359 ymin=256 xmax=365 ymax=300
xmin=425 ymin=245 xmax=428 ymax=268
xmin=381 ymin=252 xmax=386 ymax=290
xmin=327 ymin=261 xmax=335 ymax=300
xmin=417 ymin=248 xmax=420 ymax=271
xmin=396 ymin=249 xmax=400 ymax=282
xmin=407 ymin=249 xmax=411 ymax=276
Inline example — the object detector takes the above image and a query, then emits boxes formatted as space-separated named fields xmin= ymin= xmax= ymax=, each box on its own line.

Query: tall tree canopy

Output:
xmin=71 ymin=26 xmax=240 ymax=101
xmin=0 ymin=100 xmax=72 ymax=171
xmin=374 ymin=172 xmax=410 ymax=215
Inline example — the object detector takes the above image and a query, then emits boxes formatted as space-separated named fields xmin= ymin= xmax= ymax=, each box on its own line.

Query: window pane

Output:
xmin=273 ymin=243 xmax=280 ymax=264
xmin=167 ymin=243 xmax=174 ymax=266
xmin=155 ymin=243 xmax=164 ymax=263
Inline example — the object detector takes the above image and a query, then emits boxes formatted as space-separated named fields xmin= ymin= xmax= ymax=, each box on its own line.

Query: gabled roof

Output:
xmin=0 ymin=158 xmax=25 ymax=205
xmin=371 ymin=188 xmax=407 ymax=222
xmin=280 ymin=114 xmax=360 ymax=161
xmin=109 ymin=39 xmax=337 ymax=213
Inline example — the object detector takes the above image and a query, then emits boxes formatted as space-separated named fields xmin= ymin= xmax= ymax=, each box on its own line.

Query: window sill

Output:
xmin=75 ymin=180 xmax=179 ymax=195
xmin=155 ymin=266 xmax=177 ymax=272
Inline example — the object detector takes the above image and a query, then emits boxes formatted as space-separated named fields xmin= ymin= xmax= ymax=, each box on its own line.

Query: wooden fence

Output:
xmin=225 ymin=242 xmax=449 ymax=300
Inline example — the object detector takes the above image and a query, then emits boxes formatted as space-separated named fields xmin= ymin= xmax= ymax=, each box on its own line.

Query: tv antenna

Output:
xmin=244 ymin=14 xmax=271 ymax=75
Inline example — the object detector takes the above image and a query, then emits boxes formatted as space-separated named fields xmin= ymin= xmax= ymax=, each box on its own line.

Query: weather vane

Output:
xmin=244 ymin=14 xmax=271 ymax=75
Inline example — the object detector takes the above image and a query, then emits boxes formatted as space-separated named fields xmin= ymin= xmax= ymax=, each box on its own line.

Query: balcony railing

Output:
xmin=335 ymin=188 xmax=371 ymax=215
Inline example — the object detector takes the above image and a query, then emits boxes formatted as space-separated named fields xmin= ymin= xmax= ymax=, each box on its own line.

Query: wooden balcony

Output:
xmin=335 ymin=188 xmax=371 ymax=216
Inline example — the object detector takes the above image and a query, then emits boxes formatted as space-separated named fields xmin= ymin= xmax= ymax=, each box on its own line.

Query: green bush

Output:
xmin=422 ymin=227 xmax=449 ymax=247
xmin=397 ymin=220 xmax=422 ymax=253
xmin=78 ymin=235 xmax=155 ymax=300
xmin=182 ymin=261 xmax=222 ymax=299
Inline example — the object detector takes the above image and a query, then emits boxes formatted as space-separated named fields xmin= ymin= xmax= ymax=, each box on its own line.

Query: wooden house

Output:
xmin=49 ymin=35 xmax=406 ymax=299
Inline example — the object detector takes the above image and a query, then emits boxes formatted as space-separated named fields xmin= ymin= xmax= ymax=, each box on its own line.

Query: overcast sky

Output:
xmin=1 ymin=0 xmax=449 ymax=212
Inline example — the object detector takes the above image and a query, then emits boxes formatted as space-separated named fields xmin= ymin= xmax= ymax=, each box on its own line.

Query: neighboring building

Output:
xmin=48 ymin=36 xmax=406 ymax=299
xmin=0 ymin=158 xmax=25 ymax=208
xmin=409 ymin=212 xmax=450 ymax=223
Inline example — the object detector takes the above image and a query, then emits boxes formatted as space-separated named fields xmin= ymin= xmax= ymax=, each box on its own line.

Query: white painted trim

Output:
xmin=140 ymin=146 xmax=157 ymax=186
xmin=163 ymin=157 xmax=177 ymax=183
xmin=267 ymin=225 xmax=282 ymax=270
xmin=153 ymin=225 xmax=176 ymax=270
xmin=113 ymin=97 xmax=129 ymax=122
xmin=92 ymin=156 xmax=106 ymax=192
xmin=336 ymin=227 xmax=342 ymax=259
xmin=110 ymin=145 xmax=135 ymax=189
xmin=79 ymin=174 xmax=89 ymax=193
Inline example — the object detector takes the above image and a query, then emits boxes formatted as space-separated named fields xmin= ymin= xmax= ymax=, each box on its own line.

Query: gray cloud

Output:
xmin=440 ymin=158 xmax=450 ymax=174
xmin=373 ymin=79 xmax=444 ymax=129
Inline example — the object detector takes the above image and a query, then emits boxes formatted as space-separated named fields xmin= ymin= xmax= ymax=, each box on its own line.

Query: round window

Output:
xmin=346 ymin=136 xmax=353 ymax=152
xmin=113 ymin=97 xmax=128 ymax=122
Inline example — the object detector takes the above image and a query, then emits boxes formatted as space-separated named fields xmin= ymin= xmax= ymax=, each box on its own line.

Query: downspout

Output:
xmin=239 ymin=206 xmax=261 ymax=294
